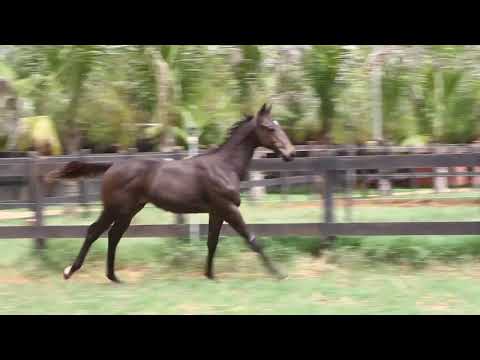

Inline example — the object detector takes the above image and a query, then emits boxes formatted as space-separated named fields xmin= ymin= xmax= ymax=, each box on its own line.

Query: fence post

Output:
xmin=344 ymin=145 xmax=355 ymax=222
xmin=281 ymin=170 xmax=290 ymax=201
xmin=28 ymin=151 xmax=45 ymax=249
xmin=410 ymin=147 xmax=422 ymax=191
xmin=187 ymin=132 xmax=200 ymax=242
xmin=472 ymin=141 xmax=480 ymax=189
xmin=315 ymin=155 xmax=336 ymax=256
xmin=62 ymin=150 xmax=80 ymax=217
xmin=434 ymin=145 xmax=449 ymax=193
xmin=324 ymin=148 xmax=336 ymax=228
xmin=249 ymin=150 xmax=266 ymax=203
xmin=359 ymin=143 xmax=371 ymax=198
xmin=452 ymin=146 xmax=468 ymax=188
xmin=309 ymin=146 xmax=327 ymax=201
xmin=175 ymin=148 xmax=187 ymax=225
xmin=324 ymin=170 xmax=335 ymax=226
xmin=378 ymin=143 xmax=392 ymax=196
xmin=79 ymin=149 xmax=90 ymax=217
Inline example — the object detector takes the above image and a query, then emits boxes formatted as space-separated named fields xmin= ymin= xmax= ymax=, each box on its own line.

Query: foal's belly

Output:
xmin=149 ymin=197 xmax=209 ymax=214
xmin=145 ymin=166 xmax=210 ymax=214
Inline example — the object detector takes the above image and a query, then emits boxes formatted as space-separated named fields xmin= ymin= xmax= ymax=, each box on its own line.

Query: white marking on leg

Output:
xmin=64 ymin=265 xmax=72 ymax=277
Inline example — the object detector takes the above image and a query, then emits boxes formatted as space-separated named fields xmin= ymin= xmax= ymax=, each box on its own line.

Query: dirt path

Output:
xmin=269 ymin=197 xmax=480 ymax=208
xmin=0 ymin=209 xmax=64 ymax=221
xmin=339 ymin=198 xmax=480 ymax=207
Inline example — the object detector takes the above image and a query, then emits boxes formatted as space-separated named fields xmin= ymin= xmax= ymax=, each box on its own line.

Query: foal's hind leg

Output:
xmin=105 ymin=216 xmax=132 ymax=283
xmin=64 ymin=210 xmax=114 ymax=280
xmin=217 ymin=202 xmax=286 ymax=280
xmin=106 ymin=204 xmax=145 ymax=283
xmin=205 ymin=212 xmax=223 ymax=280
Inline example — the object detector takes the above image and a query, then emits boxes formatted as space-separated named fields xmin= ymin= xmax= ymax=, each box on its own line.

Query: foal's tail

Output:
xmin=45 ymin=161 xmax=113 ymax=183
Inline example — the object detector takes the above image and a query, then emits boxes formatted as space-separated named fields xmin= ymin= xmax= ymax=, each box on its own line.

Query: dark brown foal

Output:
xmin=49 ymin=104 xmax=296 ymax=283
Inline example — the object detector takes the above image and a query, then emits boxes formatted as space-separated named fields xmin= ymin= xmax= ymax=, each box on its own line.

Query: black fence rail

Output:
xmin=1 ymin=149 xmax=480 ymax=249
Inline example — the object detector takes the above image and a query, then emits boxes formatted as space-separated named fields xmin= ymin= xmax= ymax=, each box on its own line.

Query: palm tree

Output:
xmin=9 ymin=45 xmax=108 ymax=153
xmin=231 ymin=45 xmax=265 ymax=114
xmin=303 ymin=45 xmax=346 ymax=142
xmin=408 ymin=46 xmax=477 ymax=143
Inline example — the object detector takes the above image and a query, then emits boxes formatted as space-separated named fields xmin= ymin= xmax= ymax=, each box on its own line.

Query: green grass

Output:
xmin=2 ymin=194 xmax=480 ymax=314
xmin=2 ymin=246 xmax=480 ymax=314
xmin=0 ymin=233 xmax=480 ymax=314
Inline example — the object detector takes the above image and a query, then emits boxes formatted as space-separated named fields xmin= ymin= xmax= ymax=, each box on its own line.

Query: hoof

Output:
xmin=107 ymin=275 xmax=123 ymax=284
xmin=276 ymin=273 xmax=288 ymax=281
xmin=63 ymin=266 xmax=72 ymax=280
xmin=205 ymin=272 xmax=216 ymax=281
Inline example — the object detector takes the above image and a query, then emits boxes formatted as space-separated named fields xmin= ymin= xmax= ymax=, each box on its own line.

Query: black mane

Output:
xmin=197 ymin=115 xmax=255 ymax=157
xmin=225 ymin=115 xmax=254 ymax=139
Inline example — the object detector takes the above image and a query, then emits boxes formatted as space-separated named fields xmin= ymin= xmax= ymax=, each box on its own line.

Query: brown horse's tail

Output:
xmin=45 ymin=161 xmax=113 ymax=183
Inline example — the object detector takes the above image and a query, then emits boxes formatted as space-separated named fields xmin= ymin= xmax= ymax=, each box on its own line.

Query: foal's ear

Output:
xmin=259 ymin=103 xmax=268 ymax=114
xmin=258 ymin=103 xmax=272 ymax=115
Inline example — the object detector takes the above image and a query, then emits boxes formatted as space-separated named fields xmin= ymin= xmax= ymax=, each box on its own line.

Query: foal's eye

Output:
xmin=262 ymin=125 xmax=275 ymax=132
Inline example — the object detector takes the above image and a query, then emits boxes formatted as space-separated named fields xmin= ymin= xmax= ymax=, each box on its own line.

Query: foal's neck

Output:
xmin=217 ymin=124 xmax=258 ymax=179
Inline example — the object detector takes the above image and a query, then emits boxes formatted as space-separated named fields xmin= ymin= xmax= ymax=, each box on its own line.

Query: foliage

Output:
xmin=15 ymin=116 xmax=63 ymax=154
xmin=2 ymin=45 xmax=480 ymax=153
xmin=303 ymin=45 xmax=347 ymax=140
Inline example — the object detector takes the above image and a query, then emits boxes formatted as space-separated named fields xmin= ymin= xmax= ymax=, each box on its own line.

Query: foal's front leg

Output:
xmin=217 ymin=202 xmax=286 ymax=280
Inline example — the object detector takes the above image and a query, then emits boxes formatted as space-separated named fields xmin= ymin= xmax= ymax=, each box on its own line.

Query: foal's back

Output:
xmin=102 ymin=157 xmax=213 ymax=214
xmin=101 ymin=159 xmax=167 ymax=209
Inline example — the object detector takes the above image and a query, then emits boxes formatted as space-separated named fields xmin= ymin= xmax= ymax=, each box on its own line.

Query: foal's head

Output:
xmin=254 ymin=104 xmax=296 ymax=161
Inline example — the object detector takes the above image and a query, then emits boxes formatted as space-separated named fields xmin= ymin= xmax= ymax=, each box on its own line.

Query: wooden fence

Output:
xmin=1 ymin=149 xmax=480 ymax=249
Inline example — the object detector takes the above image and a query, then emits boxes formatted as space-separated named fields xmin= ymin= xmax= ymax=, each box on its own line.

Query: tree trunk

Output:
xmin=63 ymin=70 xmax=85 ymax=155
xmin=62 ymin=77 xmax=84 ymax=216
xmin=371 ymin=65 xmax=383 ymax=141
xmin=4 ymin=98 xmax=20 ymax=151
xmin=148 ymin=48 xmax=175 ymax=151
xmin=64 ymin=95 xmax=82 ymax=154
xmin=433 ymin=69 xmax=445 ymax=142
xmin=318 ymin=98 xmax=334 ymax=143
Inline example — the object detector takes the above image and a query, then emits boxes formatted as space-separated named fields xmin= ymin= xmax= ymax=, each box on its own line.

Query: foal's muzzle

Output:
xmin=279 ymin=148 xmax=296 ymax=162
xmin=282 ymin=153 xmax=295 ymax=162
